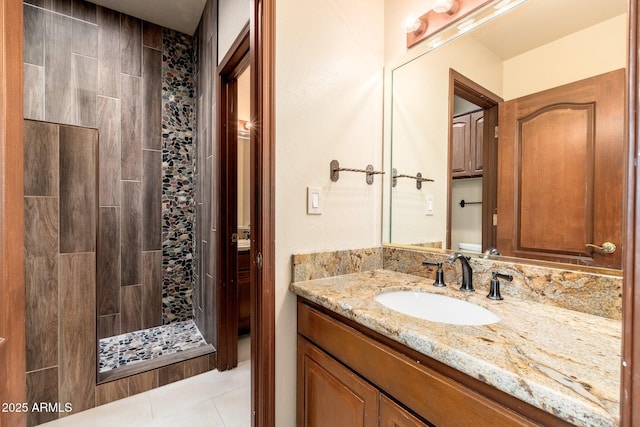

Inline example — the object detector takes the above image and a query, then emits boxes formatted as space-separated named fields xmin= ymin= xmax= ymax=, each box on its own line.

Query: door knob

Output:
xmin=585 ymin=242 xmax=617 ymax=254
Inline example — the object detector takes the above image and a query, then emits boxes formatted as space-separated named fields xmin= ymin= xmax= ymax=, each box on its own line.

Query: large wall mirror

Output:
xmin=383 ymin=0 xmax=627 ymax=272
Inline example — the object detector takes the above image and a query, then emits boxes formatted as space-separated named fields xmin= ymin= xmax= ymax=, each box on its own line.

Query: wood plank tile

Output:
xmin=121 ymin=75 xmax=142 ymax=181
xmin=24 ymin=0 xmax=45 ymax=7
xmin=95 ymin=378 xmax=128 ymax=406
xmin=24 ymin=120 xmax=58 ymax=197
xmin=128 ymin=370 xmax=157 ymax=395
xmin=59 ymin=253 xmax=96 ymax=415
xmin=26 ymin=367 xmax=59 ymax=426
xmin=59 ymin=125 xmax=97 ymax=254
xmin=97 ymin=207 xmax=120 ymax=315
xmin=24 ymin=197 xmax=59 ymax=372
xmin=71 ymin=0 xmax=96 ymax=23
xmin=184 ymin=355 xmax=210 ymax=378
xmin=97 ymin=6 xmax=120 ymax=98
xmin=24 ymin=3 xmax=45 ymax=66
xmin=97 ymin=96 xmax=121 ymax=206
xmin=121 ymin=181 xmax=141 ymax=285
xmin=45 ymin=0 xmax=71 ymax=15
xmin=209 ymin=353 xmax=217 ymax=371
xmin=194 ymin=201 xmax=202 ymax=278
xmin=142 ymin=21 xmax=162 ymax=49
xmin=45 ymin=12 xmax=73 ymax=124
xmin=120 ymin=284 xmax=142 ymax=333
xmin=142 ymin=47 xmax=162 ymax=150
xmin=158 ymin=363 xmax=184 ymax=387
xmin=142 ymin=251 xmax=162 ymax=328
xmin=121 ymin=15 xmax=141 ymax=77
xmin=24 ymin=64 xmax=45 ymax=121
xmin=142 ymin=150 xmax=161 ymax=250
xmin=71 ymin=54 xmax=97 ymax=127
xmin=98 ymin=314 xmax=121 ymax=339
xmin=72 ymin=19 xmax=97 ymax=58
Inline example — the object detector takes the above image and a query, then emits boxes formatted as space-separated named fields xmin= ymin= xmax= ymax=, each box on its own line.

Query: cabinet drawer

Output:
xmin=297 ymin=301 xmax=556 ymax=427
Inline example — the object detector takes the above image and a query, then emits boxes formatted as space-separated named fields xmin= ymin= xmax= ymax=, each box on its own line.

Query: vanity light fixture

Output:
xmin=405 ymin=0 xmax=527 ymax=49
xmin=402 ymin=13 xmax=427 ymax=35
xmin=432 ymin=0 xmax=459 ymax=15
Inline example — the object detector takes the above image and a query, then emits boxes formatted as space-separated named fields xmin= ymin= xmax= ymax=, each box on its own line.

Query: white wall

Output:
xmin=218 ymin=0 xmax=250 ymax=64
xmin=503 ymin=14 xmax=626 ymax=100
xmin=275 ymin=0 xmax=385 ymax=424
xmin=451 ymin=178 xmax=483 ymax=250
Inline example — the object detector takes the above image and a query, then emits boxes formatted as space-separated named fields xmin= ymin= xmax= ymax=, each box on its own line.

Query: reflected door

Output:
xmin=497 ymin=69 xmax=624 ymax=269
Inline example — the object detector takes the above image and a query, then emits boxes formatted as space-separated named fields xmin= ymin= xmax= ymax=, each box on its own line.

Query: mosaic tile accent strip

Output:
xmin=99 ymin=320 xmax=207 ymax=373
xmin=161 ymin=28 xmax=196 ymax=324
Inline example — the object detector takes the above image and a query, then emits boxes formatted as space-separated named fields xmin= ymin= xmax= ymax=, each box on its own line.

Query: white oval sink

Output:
xmin=375 ymin=291 xmax=499 ymax=326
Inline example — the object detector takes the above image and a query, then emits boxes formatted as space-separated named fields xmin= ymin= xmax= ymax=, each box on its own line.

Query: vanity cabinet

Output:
xmin=299 ymin=337 xmax=380 ymax=427
xmin=452 ymin=111 xmax=484 ymax=178
xmin=238 ymin=251 xmax=250 ymax=335
xmin=299 ymin=335 xmax=426 ymax=427
xmin=297 ymin=299 xmax=572 ymax=427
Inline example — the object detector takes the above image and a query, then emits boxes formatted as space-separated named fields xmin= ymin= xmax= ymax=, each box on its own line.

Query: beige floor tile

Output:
xmin=40 ymin=392 xmax=153 ymax=427
xmin=212 ymin=384 xmax=251 ymax=427
xmin=149 ymin=363 xmax=250 ymax=419
xmin=135 ymin=399 xmax=225 ymax=427
xmin=38 ymin=362 xmax=251 ymax=426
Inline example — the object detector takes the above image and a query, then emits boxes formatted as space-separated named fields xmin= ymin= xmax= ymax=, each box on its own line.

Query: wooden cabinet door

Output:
xmin=298 ymin=337 xmax=379 ymax=427
xmin=380 ymin=395 xmax=429 ymax=427
xmin=470 ymin=111 xmax=484 ymax=175
xmin=452 ymin=114 xmax=471 ymax=177
xmin=452 ymin=111 xmax=484 ymax=178
xmin=497 ymin=69 xmax=624 ymax=268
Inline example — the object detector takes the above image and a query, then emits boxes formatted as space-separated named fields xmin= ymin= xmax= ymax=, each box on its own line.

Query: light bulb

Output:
xmin=432 ymin=0 xmax=454 ymax=13
xmin=402 ymin=13 xmax=422 ymax=33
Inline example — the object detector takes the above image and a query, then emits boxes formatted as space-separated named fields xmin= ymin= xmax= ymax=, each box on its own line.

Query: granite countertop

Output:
xmin=289 ymin=269 xmax=621 ymax=427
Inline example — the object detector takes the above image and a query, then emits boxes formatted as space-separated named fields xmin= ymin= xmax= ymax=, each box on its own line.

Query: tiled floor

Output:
xmin=42 ymin=337 xmax=252 ymax=427
xmin=99 ymin=320 xmax=209 ymax=373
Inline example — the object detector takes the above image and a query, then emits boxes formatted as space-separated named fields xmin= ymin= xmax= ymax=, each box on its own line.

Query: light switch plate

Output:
xmin=426 ymin=195 xmax=434 ymax=216
xmin=307 ymin=186 xmax=322 ymax=215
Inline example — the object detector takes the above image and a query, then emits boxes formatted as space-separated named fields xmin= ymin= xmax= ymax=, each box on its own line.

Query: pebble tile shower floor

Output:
xmin=99 ymin=320 xmax=208 ymax=373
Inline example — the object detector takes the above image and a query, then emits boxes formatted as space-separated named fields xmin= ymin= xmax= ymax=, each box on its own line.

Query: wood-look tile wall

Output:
xmin=193 ymin=0 xmax=218 ymax=346
xmin=24 ymin=120 xmax=98 ymax=426
xmin=23 ymin=0 xmax=165 ymax=339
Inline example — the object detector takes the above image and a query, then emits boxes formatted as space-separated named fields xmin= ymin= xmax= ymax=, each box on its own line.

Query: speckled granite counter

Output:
xmin=290 ymin=269 xmax=621 ymax=427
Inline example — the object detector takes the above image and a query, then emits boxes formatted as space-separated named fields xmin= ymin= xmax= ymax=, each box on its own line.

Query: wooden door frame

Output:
xmin=0 ymin=0 xmax=25 ymax=426
xmin=447 ymin=69 xmax=502 ymax=252
xmin=622 ymin=0 xmax=640 ymax=424
xmin=250 ymin=0 xmax=276 ymax=425
xmin=216 ymin=25 xmax=250 ymax=372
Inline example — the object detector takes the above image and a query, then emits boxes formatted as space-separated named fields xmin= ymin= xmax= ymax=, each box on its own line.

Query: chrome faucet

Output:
xmin=447 ymin=252 xmax=474 ymax=292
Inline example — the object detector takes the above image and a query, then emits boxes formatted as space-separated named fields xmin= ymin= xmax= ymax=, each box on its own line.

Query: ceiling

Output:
xmin=471 ymin=0 xmax=628 ymax=59
xmin=88 ymin=0 xmax=207 ymax=35
xmin=87 ymin=0 xmax=628 ymax=51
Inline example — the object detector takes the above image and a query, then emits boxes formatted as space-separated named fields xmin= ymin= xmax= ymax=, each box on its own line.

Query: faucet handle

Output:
xmin=422 ymin=261 xmax=446 ymax=287
xmin=487 ymin=271 xmax=513 ymax=301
